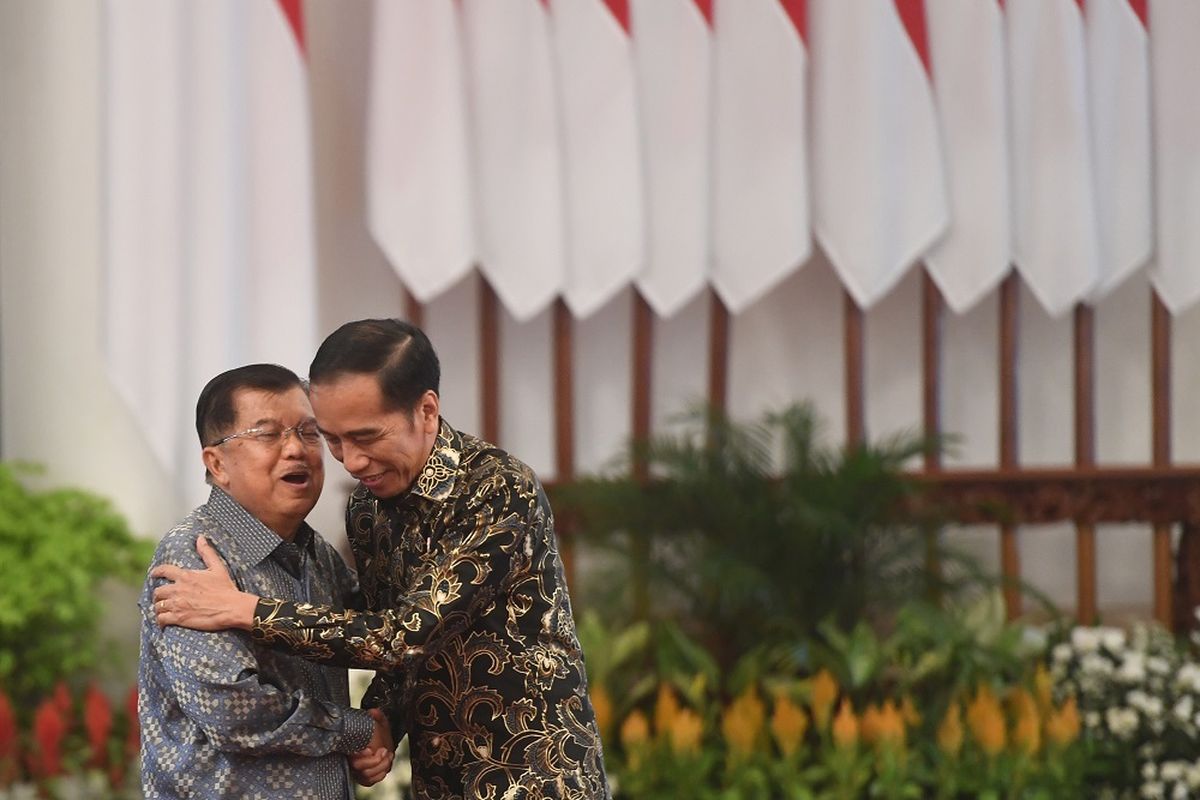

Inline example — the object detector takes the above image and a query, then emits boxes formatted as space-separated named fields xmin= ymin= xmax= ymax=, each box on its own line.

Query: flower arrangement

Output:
xmin=600 ymin=666 xmax=1084 ymax=799
xmin=1049 ymin=621 xmax=1200 ymax=799
xmin=0 ymin=682 xmax=140 ymax=800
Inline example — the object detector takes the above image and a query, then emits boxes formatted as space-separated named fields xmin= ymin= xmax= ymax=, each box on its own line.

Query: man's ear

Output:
xmin=418 ymin=390 xmax=440 ymax=433
xmin=202 ymin=447 xmax=230 ymax=488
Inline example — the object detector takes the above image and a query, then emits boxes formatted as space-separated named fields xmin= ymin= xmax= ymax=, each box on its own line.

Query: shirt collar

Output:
xmin=204 ymin=486 xmax=314 ymax=568
xmin=411 ymin=418 xmax=462 ymax=503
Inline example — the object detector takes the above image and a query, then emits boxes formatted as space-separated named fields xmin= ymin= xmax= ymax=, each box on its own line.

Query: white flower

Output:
xmin=1129 ymin=690 xmax=1164 ymax=719
xmin=1145 ymin=762 xmax=1160 ymax=781
xmin=1178 ymin=664 xmax=1200 ymax=693
xmin=1053 ymin=642 xmax=1073 ymax=664
xmin=1172 ymin=782 xmax=1188 ymax=800
xmin=1148 ymin=656 xmax=1173 ymax=676
xmin=1162 ymin=763 xmax=1186 ymax=783
xmin=1073 ymin=627 xmax=1103 ymax=653
xmin=1141 ymin=779 xmax=1165 ymax=799
xmin=1174 ymin=696 xmax=1194 ymax=724
xmin=1082 ymin=653 xmax=1115 ymax=677
xmin=1021 ymin=626 xmax=1049 ymax=654
xmin=1118 ymin=652 xmax=1148 ymax=684
xmin=1100 ymin=627 xmax=1128 ymax=652
xmin=1107 ymin=707 xmax=1141 ymax=739
xmin=1086 ymin=711 xmax=1102 ymax=729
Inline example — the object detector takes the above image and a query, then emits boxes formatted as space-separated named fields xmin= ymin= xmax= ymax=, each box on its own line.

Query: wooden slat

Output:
xmin=1074 ymin=304 xmax=1097 ymax=624
xmin=921 ymin=272 xmax=943 ymax=593
xmin=1152 ymin=292 xmax=1173 ymax=625
xmin=631 ymin=292 xmax=655 ymax=619
xmin=549 ymin=465 xmax=1200 ymax=525
xmin=844 ymin=292 xmax=865 ymax=447
xmin=910 ymin=465 xmax=1200 ymax=524
xmin=404 ymin=290 xmax=425 ymax=330
xmin=553 ymin=300 xmax=577 ymax=586
xmin=922 ymin=272 xmax=943 ymax=470
xmin=708 ymin=291 xmax=730 ymax=417
xmin=632 ymin=292 xmax=654 ymax=478
xmin=479 ymin=278 xmax=500 ymax=445
xmin=999 ymin=273 xmax=1021 ymax=618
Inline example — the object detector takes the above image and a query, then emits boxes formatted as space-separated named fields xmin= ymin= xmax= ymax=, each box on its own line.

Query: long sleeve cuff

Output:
xmin=339 ymin=708 xmax=375 ymax=754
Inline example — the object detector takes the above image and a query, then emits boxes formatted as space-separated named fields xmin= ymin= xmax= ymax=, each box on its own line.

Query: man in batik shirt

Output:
xmin=154 ymin=321 xmax=609 ymax=799
xmin=139 ymin=364 xmax=393 ymax=799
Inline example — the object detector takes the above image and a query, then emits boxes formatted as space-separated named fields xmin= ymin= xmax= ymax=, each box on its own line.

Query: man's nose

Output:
xmin=340 ymin=441 xmax=369 ymax=470
xmin=279 ymin=428 xmax=306 ymax=455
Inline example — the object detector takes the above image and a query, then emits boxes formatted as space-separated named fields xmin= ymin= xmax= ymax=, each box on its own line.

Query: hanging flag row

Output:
xmin=370 ymin=0 xmax=1193 ymax=320
xmin=103 ymin=0 xmax=319 ymax=504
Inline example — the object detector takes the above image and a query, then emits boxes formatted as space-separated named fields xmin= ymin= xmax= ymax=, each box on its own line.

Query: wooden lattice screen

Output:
xmin=407 ymin=270 xmax=1200 ymax=630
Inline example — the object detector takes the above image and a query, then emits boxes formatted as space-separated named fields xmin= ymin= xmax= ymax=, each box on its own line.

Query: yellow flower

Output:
xmin=899 ymin=696 xmax=921 ymax=728
xmin=1009 ymin=688 xmax=1041 ymax=755
xmin=860 ymin=703 xmax=883 ymax=747
xmin=832 ymin=699 xmax=859 ymax=751
xmin=1033 ymin=663 xmax=1053 ymax=713
xmin=667 ymin=708 xmax=705 ymax=756
xmin=721 ymin=687 xmax=767 ymax=758
xmin=966 ymin=685 xmax=1006 ymax=757
xmin=621 ymin=709 xmax=650 ymax=750
xmin=654 ymin=683 xmax=681 ymax=741
xmin=1045 ymin=696 xmax=1081 ymax=749
xmin=590 ymin=684 xmax=613 ymax=744
xmin=810 ymin=669 xmax=840 ymax=732
xmin=937 ymin=702 xmax=964 ymax=758
xmin=876 ymin=700 xmax=907 ymax=752
xmin=770 ymin=695 xmax=809 ymax=758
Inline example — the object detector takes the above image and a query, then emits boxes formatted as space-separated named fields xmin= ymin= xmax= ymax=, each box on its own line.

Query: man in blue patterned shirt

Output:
xmin=138 ymin=364 xmax=393 ymax=798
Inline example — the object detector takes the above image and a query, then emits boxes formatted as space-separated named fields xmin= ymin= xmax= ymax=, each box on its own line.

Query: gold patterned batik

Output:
xmin=251 ymin=419 xmax=609 ymax=799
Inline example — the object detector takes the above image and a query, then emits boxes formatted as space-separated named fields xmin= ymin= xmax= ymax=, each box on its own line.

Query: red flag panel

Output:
xmin=1128 ymin=0 xmax=1148 ymax=27
xmin=603 ymin=0 xmax=631 ymax=32
xmin=778 ymin=0 xmax=806 ymax=43
xmin=894 ymin=0 xmax=930 ymax=73
xmin=275 ymin=0 xmax=305 ymax=55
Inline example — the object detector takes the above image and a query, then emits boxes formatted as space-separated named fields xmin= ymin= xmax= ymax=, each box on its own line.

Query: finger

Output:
xmin=196 ymin=535 xmax=227 ymax=573
xmin=150 ymin=564 xmax=183 ymax=582
xmin=350 ymin=748 xmax=389 ymax=771
xmin=154 ymin=599 xmax=173 ymax=629
xmin=358 ymin=757 xmax=392 ymax=785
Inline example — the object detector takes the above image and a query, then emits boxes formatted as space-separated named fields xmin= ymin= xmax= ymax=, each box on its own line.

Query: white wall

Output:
xmin=4 ymin=0 xmax=1200 ymax=617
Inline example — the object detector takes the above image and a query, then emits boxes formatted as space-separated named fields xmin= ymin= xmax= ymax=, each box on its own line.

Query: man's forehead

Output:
xmin=232 ymin=385 xmax=313 ymax=420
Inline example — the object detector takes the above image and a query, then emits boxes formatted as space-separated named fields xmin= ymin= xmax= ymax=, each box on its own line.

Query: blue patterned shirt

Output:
xmin=138 ymin=487 xmax=374 ymax=799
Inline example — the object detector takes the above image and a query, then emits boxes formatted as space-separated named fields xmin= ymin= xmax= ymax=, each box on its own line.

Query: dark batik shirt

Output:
xmin=139 ymin=487 xmax=374 ymax=800
xmin=251 ymin=419 xmax=609 ymax=800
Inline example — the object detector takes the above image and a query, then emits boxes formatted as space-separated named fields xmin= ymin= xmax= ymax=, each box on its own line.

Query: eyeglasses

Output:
xmin=210 ymin=422 xmax=323 ymax=449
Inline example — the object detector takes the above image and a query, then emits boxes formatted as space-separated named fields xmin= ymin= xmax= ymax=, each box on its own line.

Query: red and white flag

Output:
xmin=103 ymin=0 xmax=318 ymax=507
xmin=549 ymin=0 xmax=646 ymax=318
xmin=366 ymin=0 xmax=475 ymax=303
xmin=1006 ymin=0 xmax=1100 ymax=316
xmin=710 ymin=0 xmax=810 ymax=313
xmin=809 ymin=0 xmax=948 ymax=310
xmin=1085 ymin=0 xmax=1152 ymax=299
xmin=1148 ymin=0 xmax=1200 ymax=313
xmin=631 ymin=0 xmax=713 ymax=318
xmin=923 ymin=0 xmax=1011 ymax=314
xmin=460 ymin=0 xmax=565 ymax=321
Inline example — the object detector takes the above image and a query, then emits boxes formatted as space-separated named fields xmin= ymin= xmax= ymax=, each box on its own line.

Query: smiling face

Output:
xmin=308 ymin=372 xmax=440 ymax=499
xmin=201 ymin=386 xmax=324 ymax=539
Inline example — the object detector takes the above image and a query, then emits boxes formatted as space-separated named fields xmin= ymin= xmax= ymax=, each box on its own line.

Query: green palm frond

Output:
xmin=556 ymin=402 xmax=977 ymax=671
